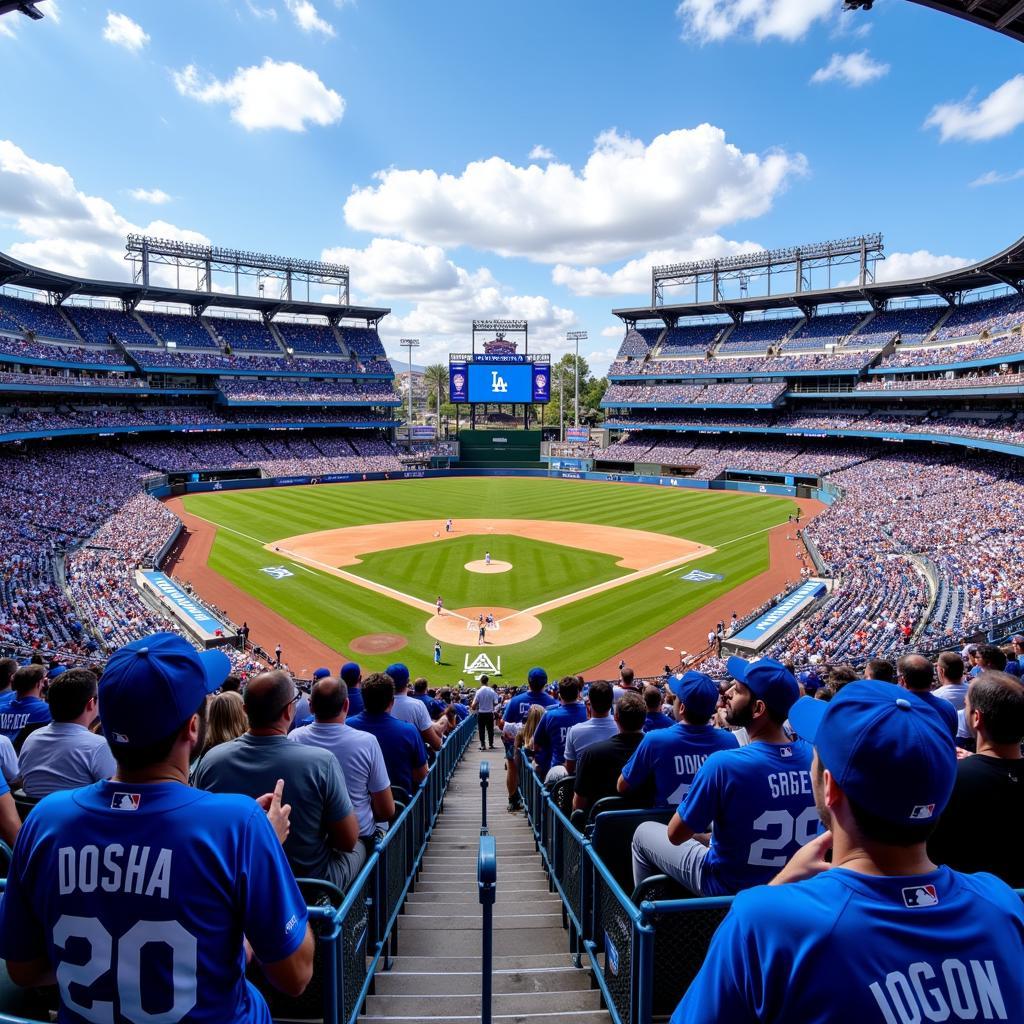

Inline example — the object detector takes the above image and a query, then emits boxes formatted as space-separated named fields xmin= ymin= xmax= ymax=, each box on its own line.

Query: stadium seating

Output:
xmin=718 ymin=317 xmax=800 ymax=354
xmin=140 ymin=310 xmax=219 ymax=349
xmin=0 ymin=294 xmax=79 ymax=342
xmin=337 ymin=326 xmax=386 ymax=361
xmin=616 ymin=328 xmax=655 ymax=360
xmin=274 ymin=320 xmax=345 ymax=355
xmin=846 ymin=306 xmax=943 ymax=348
xmin=782 ymin=311 xmax=865 ymax=350
xmin=658 ymin=323 xmax=725 ymax=357
xmin=65 ymin=305 xmax=155 ymax=348
xmin=933 ymin=292 xmax=1024 ymax=341
xmin=203 ymin=315 xmax=280 ymax=352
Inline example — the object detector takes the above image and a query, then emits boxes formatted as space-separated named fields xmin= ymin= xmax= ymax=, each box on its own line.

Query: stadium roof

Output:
xmin=907 ymin=0 xmax=1024 ymax=43
xmin=0 ymin=2 xmax=45 ymax=19
xmin=613 ymin=234 xmax=1024 ymax=323
xmin=0 ymin=250 xmax=390 ymax=323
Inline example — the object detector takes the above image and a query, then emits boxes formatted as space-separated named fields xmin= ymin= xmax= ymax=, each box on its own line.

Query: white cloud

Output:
xmin=872 ymin=250 xmax=973 ymax=283
xmin=44 ymin=0 xmax=61 ymax=24
xmin=970 ymin=168 xmax=1024 ymax=188
xmin=129 ymin=187 xmax=172 ymax=204
xmin=601 ymin=325 xmax=625 ymax=338
xmin=552 ymin=236 xmax=763 ymax=297
xmin=344 ymin=126 xmax=806 ymax=265
xmin=173 ymin=58 xmax=344 ymax=132
xmin=811 ymin=51 xmax=889 ymax=88
xmin=102 ymin=12 xmax=149 ymax=52
xmin=676 ymin=0 xmax=836 ymax=43
xmin=0 ymin=20 xmax=15 ymax=39
xmin=529 ymin=144 xmax=555 ymax=161
xmin=321 ymin=238 xmax=461 ymax=298
xmin=244 ymin=0 xmax=278 ymax=19
xmin=925 ymin=75 xmax=1024 ymax=143
xmin=285 ymin=0 xmax=335 ymax=36
xmin=0 ymin=139 xmax=207 ymax=281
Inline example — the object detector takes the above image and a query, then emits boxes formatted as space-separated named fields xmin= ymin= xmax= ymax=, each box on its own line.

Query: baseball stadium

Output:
xmin=0 ymin=1 xmax=1023 ymax=1023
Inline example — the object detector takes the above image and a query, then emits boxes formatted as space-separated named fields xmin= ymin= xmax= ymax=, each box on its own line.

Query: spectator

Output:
xmin=221 ymin=675 xmax=242 ymax=694
xmin=18 ymin=668 xmax=115 ymax=797
xmin=977 ymin=644 xmax=1008 ymax=674
xmin=518 ymin=704 xmax=546 ymax=764
xmin=619 ymin=671 xmax=739 ymax=808
xmin=933 ymin=651 xmax=968 ymax=710
xmin=897 ymin=654 xmax=957 ymax=736
xmin=642 ymin=685 xmax=674 ymax=732
xmin=500 ymin=668 xmax=555 ymax=811
xmin=388 ymin=663 xmax=440 ymax=752
xmin=1005 ymin=635 xmax=1024 ymax=677
xmin=0 ymin=632 xmax=314 ymax=1018
xmin=673 ymin=678 xmax=1023 ymax=1023
xmin=340 ymin=661 xmax=364 ymax=717
xmin=533 ymin=676 xmax=587 ymax=780
xmin=471 ymin=675 xmax=499 ymax=751
xmin=194 ymin=669 xmax=365 ymax=891
xmin=574 ymin=691 xmax=652 ymax=814
xmin=613 ymin=666 xmax=640 ymax=702
xmin=558 ymin=680 xmax=618 ymax=778
xmin=929 ymin=671 xmax=1024 ymax=886
xmin=863 ymin=659 xmax=895 ymax=683
xmin=290 ymin=676 xmax=394 ymax=843
xmin=0 ymin=665 xmax=52 ymax=744
xmin=0 ymin=658 xmax=17 ymax=707
xmin=632 ymin=657 xmax=812 ymax=895
xmin=412 ymin=677 xmax=445 ymax=719
xmin=191 ymin=690 xmax=248 ymax=773
xmin=348 ymin=672 xmax=428 ymax=795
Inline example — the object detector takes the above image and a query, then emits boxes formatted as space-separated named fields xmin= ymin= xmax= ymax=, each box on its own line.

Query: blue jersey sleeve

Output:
xmin=410 ymin=729 xmax=428 ymax=769
xmin=676 ymin=753 xmax=721 ymax=833
xmin=0 ymin=814 xmax=46 ymax=962
xmin=532 ymin=714 xmax=553 ymax=772
xmin=238 ymin=804 xmax=309 ymax=965
xmin=620 ymin=735 xmax=652 ymax=789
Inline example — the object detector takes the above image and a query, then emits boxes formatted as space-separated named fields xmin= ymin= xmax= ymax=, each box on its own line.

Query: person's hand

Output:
xmin=955 ymin=746 xmax=973 ymax=761
xmin=256 ymin=778 xmax=291 ymax=845
xmin=769 ymin=830 xmax=833 ymax=886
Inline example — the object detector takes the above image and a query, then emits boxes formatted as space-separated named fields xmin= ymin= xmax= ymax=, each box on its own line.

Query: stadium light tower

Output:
xmin=567 ymin=330 xmax=587 ymax=427
xmin=399 ymin=338 xmax=419 ymax=448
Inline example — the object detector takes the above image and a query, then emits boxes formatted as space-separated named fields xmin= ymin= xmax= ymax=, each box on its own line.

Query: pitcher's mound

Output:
xmin=465 ymin=559 xmax=512 ymax=574
xmin=426 ymin=606 xmax=541 ymax=647
xmin=350 ymin=633 xmax=407 ymax=654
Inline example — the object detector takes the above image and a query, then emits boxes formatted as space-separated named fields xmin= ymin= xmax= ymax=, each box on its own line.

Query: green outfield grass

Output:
xmin=182 ymin=477 xmax=796 ymax=680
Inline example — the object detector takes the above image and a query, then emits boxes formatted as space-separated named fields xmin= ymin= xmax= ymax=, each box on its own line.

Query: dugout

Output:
xmin=456 ymin=428 xmax=544 ymax=468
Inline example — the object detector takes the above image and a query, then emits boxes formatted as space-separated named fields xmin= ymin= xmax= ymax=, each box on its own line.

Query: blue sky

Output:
xmin=0 ymin=0 xmax=1021 ymax=372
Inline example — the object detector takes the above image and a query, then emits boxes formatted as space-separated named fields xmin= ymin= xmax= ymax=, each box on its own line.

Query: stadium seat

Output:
xmin=11 ymin=793 xmax=38 ymax=823
xmin=589 ymin=807 xmax=674 ymax=896
xmin=549 ymin=775 xmax=575 ymax=817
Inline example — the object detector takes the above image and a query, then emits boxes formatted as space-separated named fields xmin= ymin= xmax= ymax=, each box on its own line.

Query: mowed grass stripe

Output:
xmin=183 ymin=478 xmax=794 ymax=678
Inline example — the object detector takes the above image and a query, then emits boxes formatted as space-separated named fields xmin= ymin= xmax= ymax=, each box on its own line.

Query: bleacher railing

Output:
xmin=0 ymin=713 xmax=476 ymax=1024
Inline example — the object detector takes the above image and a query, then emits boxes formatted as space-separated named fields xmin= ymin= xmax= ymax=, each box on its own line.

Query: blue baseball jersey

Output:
xmin=448 ymin=701 xmax=469 ymax=721
xmin=348 ymin=711 xmax=427 ymax=794
xmin=346 ymin=686 xmax=364 ymax=718
xmin=677 ymin=739 xmax=816 ymax=895
xmin=0 ymin=780 xmax=308 ymax=1024
xmin=672 ymin=866 xmax=1024 ymax=1023
xmin=532 ymin=703 xmax=586 ymax=775
xmin=0 ymin=694 xmax=51 ymax=739
xmin=621 ymin=723 xmax=739 ymax=807
xmin=503 ymin=690 xmax=555 ymax=725
xmin=917 ymin=691 xmax=958 ymax=736
xmin=642 ymin=710 xmax=675 ymax=733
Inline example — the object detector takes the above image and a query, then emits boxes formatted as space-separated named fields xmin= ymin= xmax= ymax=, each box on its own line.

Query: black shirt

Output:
xmin=574 ymin=733 xmax=653 ymax=806
xmin=928 ymin=753 xmax=1024 ymax=887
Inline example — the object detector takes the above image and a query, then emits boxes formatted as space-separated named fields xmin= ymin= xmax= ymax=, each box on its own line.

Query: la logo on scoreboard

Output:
xmin=491 ymin=371 xmax=509 ymax=394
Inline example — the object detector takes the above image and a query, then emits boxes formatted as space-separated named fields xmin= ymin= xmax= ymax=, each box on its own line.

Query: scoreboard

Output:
xmin=449 ymin=356 xmax=551 ymax=404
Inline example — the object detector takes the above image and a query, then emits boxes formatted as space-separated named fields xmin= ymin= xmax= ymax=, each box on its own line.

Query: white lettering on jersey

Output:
xmin=59 ymin=845 xmax=172 ymax=899
xmin=767 ymin=770 xmax=811 ymax=800
xmin=869 ymin=960 xmax=1007 ymax=1022
xmin=0 ymin=712 xmax=29 ymax=732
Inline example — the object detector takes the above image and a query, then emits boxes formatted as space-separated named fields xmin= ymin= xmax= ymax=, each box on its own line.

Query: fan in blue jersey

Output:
xmin=0 ymin=632 xmax=315 ymax=1023
xmin=532 ymin=676 xmax=586 ymax=780
xmin=632 ymin=656 xmax=813 ymax=894
xmin=499 ymin=668 xmax=554 ymax=811
xmin=0 ymin=664 xmax=52 ymax=741
xmin=672 ymin=679 xmax=1024 ymax=1024
xmin=618 ymin=671 xmax=738 ymax=807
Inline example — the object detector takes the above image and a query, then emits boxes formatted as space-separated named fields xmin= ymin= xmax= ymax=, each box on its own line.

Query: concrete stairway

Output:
xmin=360 ymin=742 xmax=609 ymax=1024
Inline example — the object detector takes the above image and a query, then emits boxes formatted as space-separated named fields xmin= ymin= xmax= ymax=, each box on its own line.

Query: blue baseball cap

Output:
xmin=667 ymin=671 xmax=719 ymax=721
xmin=48 ymin=664 xmax=68 ymax=679
xmin=340 ymin=662 xmax=361 ymax=685
xmin=99 ymin=632 xmax=230 ymax=749
xmin=798 ymin=669 xmax=822 ymax=694
xmin=312 ymin=667 xmax=331 ymax=680
xmin=789 ymin=680 xmax=956 ymax=825
xmin=528 ymin=667 xmax=548 ymax=689
xmin=727 ymin=656 xmax=799 ymax=719
xmin=386 ymin=663 xmax=410 ymax=689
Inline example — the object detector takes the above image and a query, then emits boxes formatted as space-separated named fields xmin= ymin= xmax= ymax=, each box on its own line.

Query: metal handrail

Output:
xmin=479 ymin=759 xmax=490 ymax=832
xmin=477 ymin=833 xmax=497 ymax=1024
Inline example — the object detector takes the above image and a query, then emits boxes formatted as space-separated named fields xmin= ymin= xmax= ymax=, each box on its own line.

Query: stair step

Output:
xmin=364 ymin=990 xmax=602 ymax=1015
xmin=373 ymin=965 xmax=590 ymax=996
xmin=399 ymin=913 xmax=562 ymax=930
xmin=390 ymin=953 xmax=577 ymax=970
xmin=406 ymin=892 xmax=560 ymax=906
xmin=360 ymin=1013 xmax=609 ymax=1023
xmin=397 ymin=927 xmax=569 ymax=956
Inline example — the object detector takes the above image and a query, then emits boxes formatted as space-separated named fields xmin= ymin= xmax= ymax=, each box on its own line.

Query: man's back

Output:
xmin=0 ymin=695 xmax=50 ymax=740
xmin=933 ymin=682 xmax=968 ymax=711
xmin=913 ymin=690 xmax=958 ymax=735
xmin=392 ymin=693 xmax=431 ymax=731
xmin=19 ymin=722 xmax=116 ymax=797
xmin=193 ymin=734 xmax=351 ymax=882
xmin=504 ymin=690 xmax=554 ymax=724
xmin=474 ymin=686 xmax=497 ymax=713
xmin=564 ymin=717 xmax=617 ymax=764
xmin=643 ymin=710 xmax=674 ymax=733
xmin=575 ymin=733 xmax=648 ymax=808
xmin=534 ymin=703 xmax=587 ymax=774
xmin=672 ymin=866 xmax=1024 ymax=1023
xmin=0 ymin=780 xmax=307 ymax=1024
xmin=348 ymin=711 xmax=427 ymax=794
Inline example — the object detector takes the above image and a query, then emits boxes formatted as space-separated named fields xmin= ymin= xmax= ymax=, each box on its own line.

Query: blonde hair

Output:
xmin=518 ymin=704 xmax=545 ymax=751
xmin=204 ymin=690 xmax=247 ymax=753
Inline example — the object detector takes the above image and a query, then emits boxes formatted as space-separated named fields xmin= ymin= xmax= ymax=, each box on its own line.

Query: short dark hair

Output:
xmin=414 ymin=677 xmax=429 ymax=694
xmin=865 ymin=659 xmax=895 ymax=684
xmin=897 ymin=655 xmax=934 ymax=692
xmin=968 ymin=671 xmax=1024 ymax=745
xmin=976 ymin=645 xmax=1007 ymax=672
xmin=559 ymin=676 xmax=581 ymax=703
xmin=110 ymin=697 xmax=206 ymax=771
xmin=827 ymin=665 xmax=858 ymax=690
xmin=0 ymin=658 xmax=17 ymax=691
xmin=643 ymin=686 xmax=663 ymax=711
xmin=440 ymin=688 xmax=452 ymax=703
xmin=620 ymin=667 xmax=634 ymax=687
xmin=937 ymin=651 xmax=964 ymax=683
xmin=13 ymin=664 xmax=46 ymax=695
xmin=616 ymin=692 xmax=646 ymax=732
xmin=311 ymin=677 xmax=348 ymax=720
xmin=243 ymin=671 xmax=296 ymax=729
xmin=362 ymin=672 xmax=395 ymax=714
xmin=587 ymin=680 xmax=613 ymax=715
xmin=221 ymin=675 xmax=242 ymax=693
xmin=47 ymin=668 xmax=98 ymax=723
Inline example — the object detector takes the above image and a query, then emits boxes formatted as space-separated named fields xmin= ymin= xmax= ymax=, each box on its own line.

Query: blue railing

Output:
xmin=478 ymin=762 xmax=497 ymax=1024
xmin=0 ymin=713 xmax=476 ymax=1024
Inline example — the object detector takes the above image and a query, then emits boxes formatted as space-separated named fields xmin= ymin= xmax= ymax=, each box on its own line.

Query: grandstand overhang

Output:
xmin=845 ymin=1 xmax=1024 ymax=44
xmin=0 ymin=250 xmax=390 ymax=324
xmin=614 ymin=235 xmax=1024 ymax=323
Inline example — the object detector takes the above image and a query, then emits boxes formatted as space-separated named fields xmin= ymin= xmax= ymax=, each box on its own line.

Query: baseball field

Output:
xmin=172 ymin=477 xmax=802 ymax=681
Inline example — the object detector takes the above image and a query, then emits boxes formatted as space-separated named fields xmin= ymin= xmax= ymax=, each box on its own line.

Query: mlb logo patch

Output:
xmin=902 ymin=885 xmax=938 ymax=908
xmin=909 ymin=804 xmax=936 ymax=820
xmin=780 ymin=747 xmax=793 ymax=758
xmin=111 ymin=792 xmax=141 ymax=811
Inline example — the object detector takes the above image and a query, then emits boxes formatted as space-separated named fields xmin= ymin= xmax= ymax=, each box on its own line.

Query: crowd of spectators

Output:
xmin=217 ymin=377 xmax=398 ymax=404
xmin=274 ymin=320 xmax=345 ymax=355
xmin=0 ymin=293 xmax=80 ymax=342
xmin=140 ymin=310 xmax=219 ymax=349
xmin=0 ymin=331 xmax=129 ymax=367
xmin=877 ymin=331 xmax=1024 ymax=369
xmin=933 ymin=292 xmax=1024 ymax=341
xmin=0 ymin=369 xmax=147 ymax=391
xmin=782 ymin=312 xmax=864 ymax=350
xmin=616 ymin=329 xmax=655 ymax=360
xmin=856 ymin=369 xmax=1024 ymax=392
xmin=845 ymin=306 xmax=944 ymax=349
xmin=607 ymin=351 xmax=872 ymax=377
xmin=337 ymin=326 xmax=387 ymax=361
xmin=603 ymin=381 xmax=786 ymax=406
xmin=202 ymin=315 xmax=280 ymax=352
xmin=659 ymin=323 xmax=724 ymax=357
xmin=719 ymin=317 xmax=801 ymax=353
xmin=65 ymin=305 xmax=155 ymax=348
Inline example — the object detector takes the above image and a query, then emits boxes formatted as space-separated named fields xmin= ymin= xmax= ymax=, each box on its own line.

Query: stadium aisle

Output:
xmin=360 ymin=743 xmax=609 ymax=1023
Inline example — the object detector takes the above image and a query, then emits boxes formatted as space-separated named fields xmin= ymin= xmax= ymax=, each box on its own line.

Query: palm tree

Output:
xmin=423 ymin=363 xmax=449 ymax=423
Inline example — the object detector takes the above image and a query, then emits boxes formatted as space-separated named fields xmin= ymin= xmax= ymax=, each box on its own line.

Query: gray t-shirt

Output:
xmin=19 ymin=722 xmax=117 ymax=797
xmin=193 ymin=733 xmax=353 ymax=882
xmin=392 ymin=693 xmax=432 ymax=732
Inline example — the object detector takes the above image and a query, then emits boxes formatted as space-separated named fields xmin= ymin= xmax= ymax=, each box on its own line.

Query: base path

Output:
xmin=162 ymin=498 xmax=345 ymax=674
xmin=582 ymin=500 xmax=828 ymax=679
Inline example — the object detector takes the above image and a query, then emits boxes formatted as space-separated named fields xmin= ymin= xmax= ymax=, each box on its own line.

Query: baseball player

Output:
xmin=445 ymin=518 xmax=452 ymax=533
xmin=0 ymin=632 xmax=315 ymax=1020
xmin=672 ymin=679 xmax=1024 ymax=1023
xmin=485 ymin=551 xmax=491 ymax=566
xmin=433 ymin=640 xmax=442 ymax=666
xmin=436 ymin=595 xmax=443 ymax=616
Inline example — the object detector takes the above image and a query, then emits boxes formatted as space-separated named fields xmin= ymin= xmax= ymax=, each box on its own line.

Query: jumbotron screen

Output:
xmin=449 ymin=361 xmax=550 ymax=404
